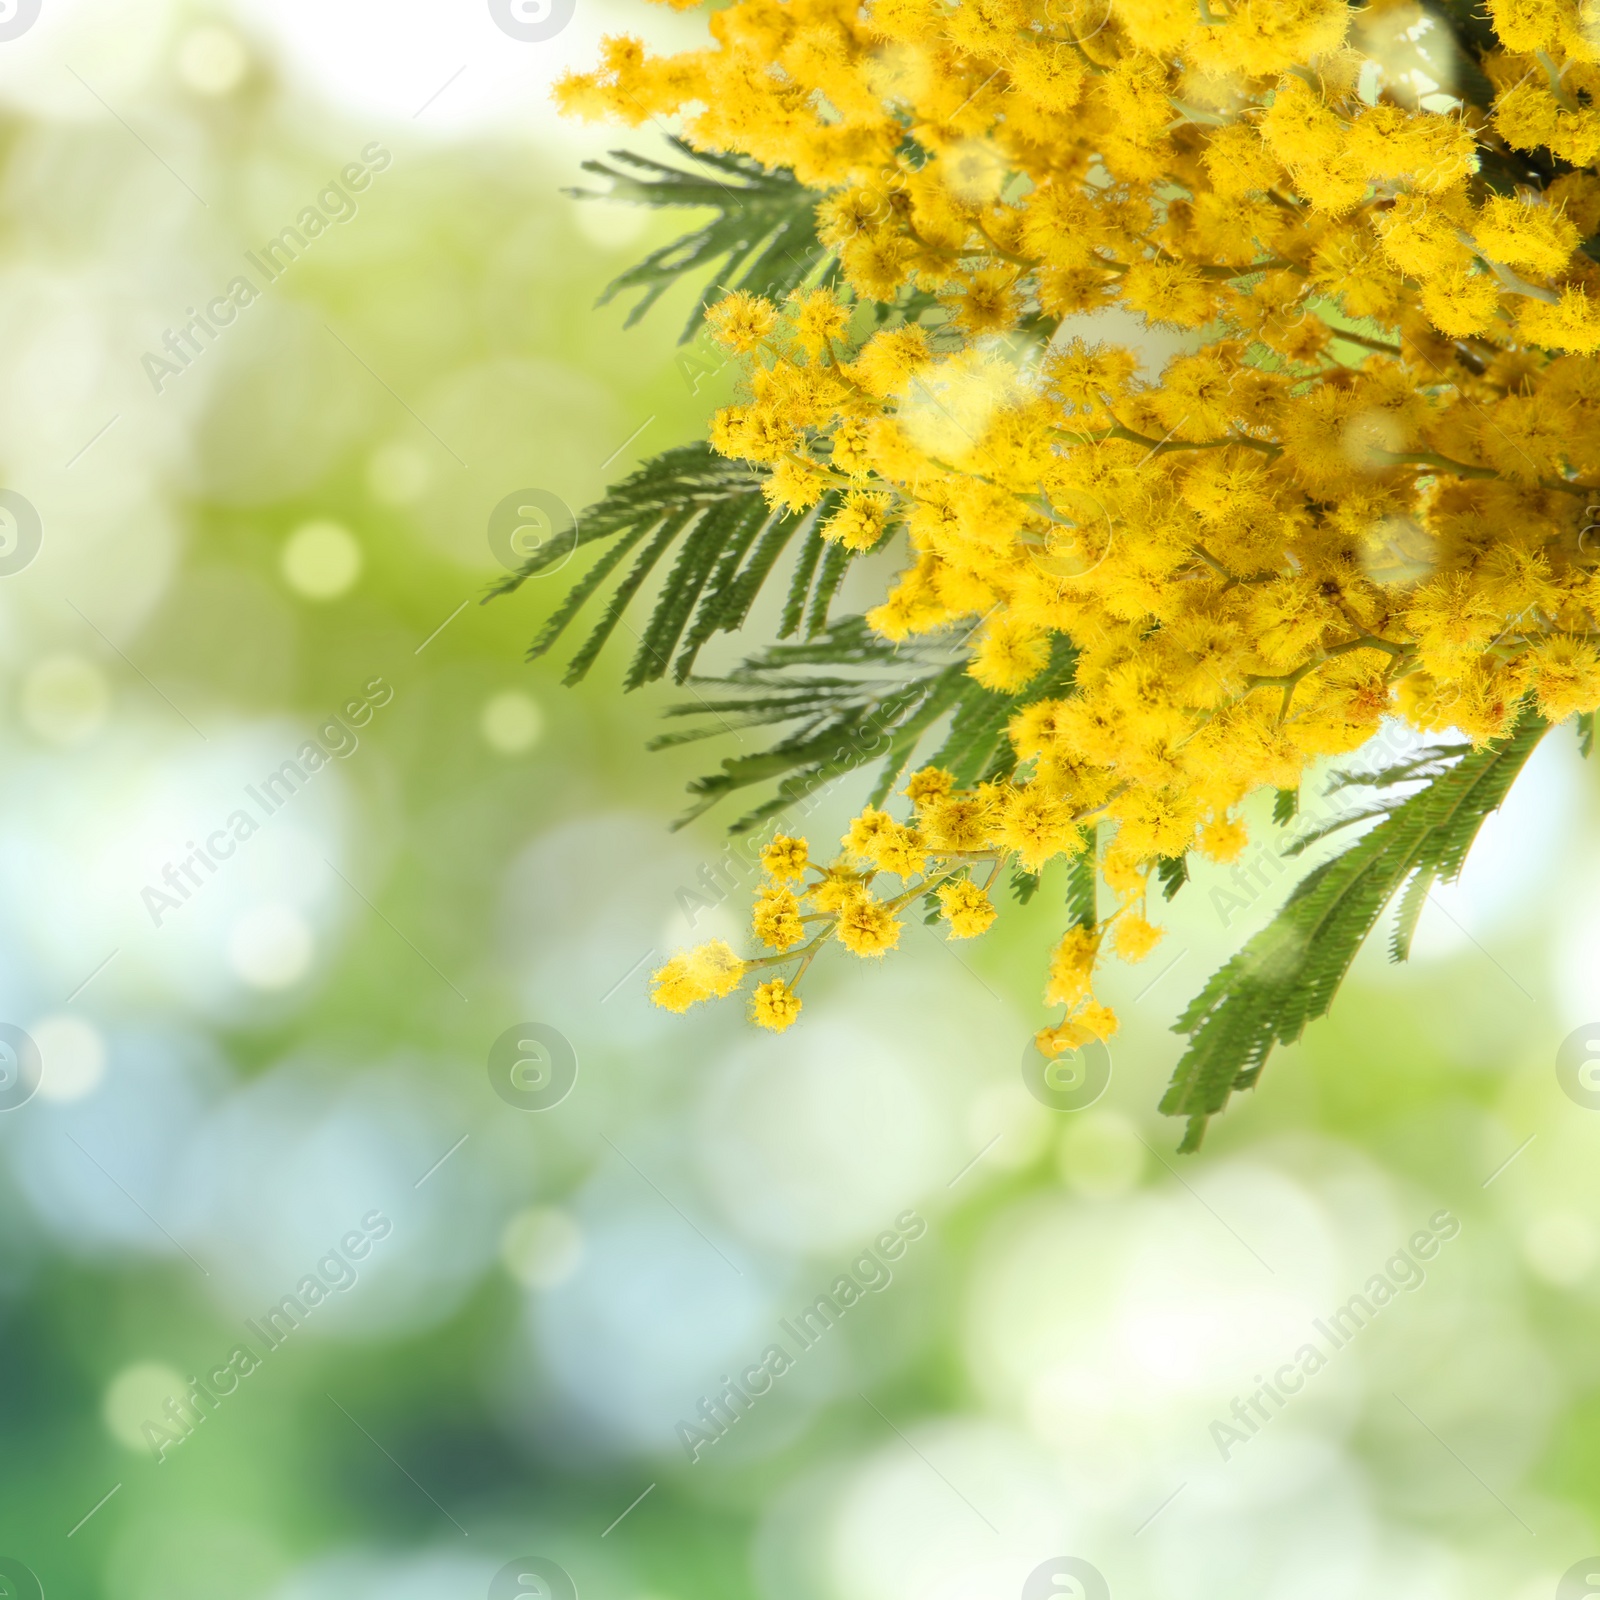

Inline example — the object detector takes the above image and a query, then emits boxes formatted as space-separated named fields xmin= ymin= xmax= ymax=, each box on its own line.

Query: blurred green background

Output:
xmin=3 ymin=4 xmax=1600 ymax=1599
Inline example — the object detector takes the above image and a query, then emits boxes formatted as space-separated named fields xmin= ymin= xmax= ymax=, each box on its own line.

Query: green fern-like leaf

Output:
xmin=568 ymin=140 xmax=832 ymax=342
xmin=1160 ymin=711 xmax=1547 ymax=1152
xmin=649 ymin=617 xmax=1080 ymax=831
xmin=1066 ymin=843 xmax=1097 ymax=931
xmin=1010 ymin=869 xmax=1042 ymax=906
xmin=1156 ymin=853 xmax=1189 ymax=901
xmin=651 ymin=617 xmax=969 ymax=830
xmin=487 ymin=445 xmax=865 ymax=688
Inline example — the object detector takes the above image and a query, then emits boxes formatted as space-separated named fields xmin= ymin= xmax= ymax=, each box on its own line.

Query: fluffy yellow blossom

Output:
xmin=842 ymin=807 xmax=895 ymax=863
xmin=905 ymin=766 xmax=954 ymax=806
xmin=808 ymin=868 xmax=868 ymax=914
xmin=705 ymin=291 xmax=778 ymax=354
xmin=970 ymin=619 xmax=1051 ymax=693
xmin=868 ymin=820 xmax=928 ymax=877
xmin=937 ymin=878 xmax=997 ymax=938
xmin=751 ymin=978 xmax=802 ymax=1031
xmin=1036 ymin=998 xmax=1119 ymax=1057
xmin=1111 ymin=912 xmax=1163 ymax=963
xmin=761 ymin=835 xmax=809 ymax=882
xmin=1198 ymin=817 xmax=1249 ymax=865
xmin=788 ymin=288 xmax=850 ymax=359
xmin=752 ymin=884 xmax=806 ymax=952
xmin=1045 ymin=927 xmax=1100 ymax=1010
xmin=650 ymin=940 xmax=745 ymax=1012
xmin=1529 ymin=636 xmax=1600 ymax=720
xmin=834 ymin=887 xmax=903 ymax=956
xmin=822 ymin=490 xmax=893 ymax=551
xmin=1473 ymin=195 xmax=1580 ymax=276
xmin=995 ymin=786 xmax=1082 ymax=874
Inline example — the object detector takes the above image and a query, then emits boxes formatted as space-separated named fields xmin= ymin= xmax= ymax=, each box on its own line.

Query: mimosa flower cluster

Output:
xmin=559 ymin=0 xmax=1600 ymax=1050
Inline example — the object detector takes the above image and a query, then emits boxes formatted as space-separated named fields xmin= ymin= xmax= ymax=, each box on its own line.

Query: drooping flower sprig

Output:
xmin=554 ymin=0 xmax=1600 ymax=1112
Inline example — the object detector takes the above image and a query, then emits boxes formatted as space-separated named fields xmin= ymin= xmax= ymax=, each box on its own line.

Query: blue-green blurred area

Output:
xmin=3 ymin=5 xmax=1600 ymax=1600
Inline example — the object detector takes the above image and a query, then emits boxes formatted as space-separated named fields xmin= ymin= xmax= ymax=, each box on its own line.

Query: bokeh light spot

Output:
xmin=176 ymin=25 xmax=250 ymax=97
xmin=481 ymin=691 xmax=544 ymax=754
xmin=104 ymin=1362 xmax=189 ymax=1454
xmin=500 ymin=1206 xmax=584 ymax=1288
xmin=1056 ymin=1110 xmax=1145 ymax=1199
xmin=966 ymin=1082 xmax=1050 ymax=1172
xmin=31 ymin=1014 xmax=106 ymax=1102
xmin=227 ymin=905 xmax=314 ymax=990
xmin=1521 ymin=1210 xmax=1597 ymax=1287
xmin=366 ymin=440 xmax=433 ymax=508
xmin=281 ymin=521 xmax=361 ymax=602
xmin=20 ymin=653 xmax=109 ymax=746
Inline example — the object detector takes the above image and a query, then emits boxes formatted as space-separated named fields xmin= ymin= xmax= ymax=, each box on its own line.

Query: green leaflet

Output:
xmin=1066 ymin=840 xmax=1097 ymax=931
xmin=567 ymin=140 xmax=831 ymax=342
xmin=650 ymin=617 xmax=970 ymax=830
xmin=649 ymin=616 xmax=1080 ymax=831
xmin=487 ymin=444 xmax=864 ymax=687
xmin=486 ymin=442 xmax=759 ymax=596
xmin=1156 ymin=854 xmax=1189 ymax=901
xmin=1010 ymin=869 xmax=1042 ymax=906
xmin=495 ymin=143 xmax=924 ymax=697
xmin=1161 ymin=711 xmax=1547 ymax=1152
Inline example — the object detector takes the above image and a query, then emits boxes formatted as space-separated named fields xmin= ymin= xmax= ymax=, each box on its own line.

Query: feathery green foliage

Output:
xmin=1066 ymin=843 xmax=1097 ymax=931
xmin=649 ymin=619 xmax=1078 ymax=830
xmin=486 ymin=444 xmax=858 ymax=688
xmin=1009 ymin=868 xmax=1042 ymax=907
xmin=1161 ymin=712 xmax=1548 ymax=1152
xmin=1156 ymin=854 xmax=1189 ymax=901
xmin=566 ymin=140 xmax=831 ymax=342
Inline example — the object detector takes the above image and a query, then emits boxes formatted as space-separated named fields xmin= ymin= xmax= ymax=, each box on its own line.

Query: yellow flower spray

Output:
xmin=557 ymin=0 xmax=1600 ymax=1054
